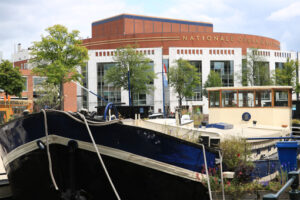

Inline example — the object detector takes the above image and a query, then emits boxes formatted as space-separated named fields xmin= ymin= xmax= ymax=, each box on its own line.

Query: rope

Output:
xmin=41 ymin=109 xmax=59 ymax=191
xmin=200 ymin=144 xmax=212 ymax=200
xmin=78 ymin=113 xmax=121 ymax=200
xmin=45 ymin=109 xmax=120 ymax=126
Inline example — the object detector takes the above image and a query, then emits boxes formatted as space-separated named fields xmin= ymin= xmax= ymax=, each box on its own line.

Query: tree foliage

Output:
xmin=203 ymin=71 xmax=222 ymax=97
xmin=34 ymin=81 xmax=60 ymax=111
xmin=31 ymin=24 xmax=89 ymax=110
xmin=241 ymin=49 xmax=273 ymax=86
xmin=168 ymin=58 xmax=201 ymax=108
xmin=0 ymin=60 xmax=25 ymax=97
xmin=274 ymin=58 xmax=297 ymax=87
xmin=104 ymin=46 xmax=156 ymax=105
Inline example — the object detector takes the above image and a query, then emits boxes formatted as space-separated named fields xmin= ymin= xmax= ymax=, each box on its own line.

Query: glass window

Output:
xmin=186 ymin=61 xmax=202 ymax=101
xmin=275 ymin=90 xmax=288 ymax=107
xmin=33 ymin=77 xmax=47 ymax=90
xmin=97 ymin=63 xmax=121 ymax=106
xmin=253 ymin=62 xmax=270 ymax=86
xmin=222 ymin=90 xmax=237 ymax=107
xmin=275 ymin=62 xmax=284 ymax=70
xmin=238 ymin=91 xmax=254 ymax=107
xmin=81 ymin=65 xmax=88 ymax=109
xmin=133 ymin=93 xmax=147 ymax=106
xmin=210 ymin=61 xmax=234 ymax=87
xmin=209 ymin=91 xmax=220 ymax=107
xmin=23 ymin=76 xmax=28 ymax=92
xmin=255 ymin=90 xmax=271 ymax=107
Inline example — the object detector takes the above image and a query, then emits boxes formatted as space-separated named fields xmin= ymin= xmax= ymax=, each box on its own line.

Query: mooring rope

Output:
xmin=41 ymin=109 xmax=59 ymax=191
xmin=78 ymin=113 xmax=121 ymax=200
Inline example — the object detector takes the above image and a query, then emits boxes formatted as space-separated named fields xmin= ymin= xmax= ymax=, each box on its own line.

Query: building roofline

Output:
xmin=92 ymin=13 xmax=213 ymax=27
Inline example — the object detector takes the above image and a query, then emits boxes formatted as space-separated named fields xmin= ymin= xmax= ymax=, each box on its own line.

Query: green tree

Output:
xmin=241 ymin=49 xmax=273 ymax=86
xmin=274 ymin=58 xmax=297 ymax=87
xmin=203 ymin=71 xmax=222 ymax=97
xmin=31 ymin=24 xmax=89 ymax=110
xmin=34 ymin=81 xmax=60 ymax=111
xmin=273 ymin=58 xmax=300 ymax=101
xmin=0 ymin=60 xmax=25 ymax=97
xmin=168 ymin=58 xmax=201 ymax=108
xmin=104 ymin=46 xmax=156 ymax=106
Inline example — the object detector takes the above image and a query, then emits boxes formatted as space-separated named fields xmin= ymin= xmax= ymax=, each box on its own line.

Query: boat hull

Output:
xmin=7 ymin=143 xmax=209 ymax=200
xmin=0 ymin=111 xmax=215 ymax=199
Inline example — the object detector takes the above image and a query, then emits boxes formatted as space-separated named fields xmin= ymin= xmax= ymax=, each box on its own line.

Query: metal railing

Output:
xmin=263 ymin=169 xmax=300 ymax=200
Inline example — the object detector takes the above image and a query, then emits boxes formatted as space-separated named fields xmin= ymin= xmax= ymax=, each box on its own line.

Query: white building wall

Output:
xmin=169 ymin=47 xmax=242 ymax=114
xmin=247 ymin=49 xmax=298 ymax=100
xmin=86 ymin=47 xmax=162 ymax=112
xmin=85 ymin=47 xmax=298 ymax=114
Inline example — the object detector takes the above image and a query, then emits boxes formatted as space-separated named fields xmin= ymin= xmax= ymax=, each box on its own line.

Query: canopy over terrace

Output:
xmin=207 ymin=86 xmax=293 ymax=127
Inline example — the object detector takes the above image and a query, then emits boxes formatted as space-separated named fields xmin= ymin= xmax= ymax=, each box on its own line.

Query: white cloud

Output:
xmin=1 ymin=0 xmax=300 ymax=59
xmin=0 ymin=0 xmax=141 ymax=59
xmin=267 ymin=1 xmax=300 ymax=21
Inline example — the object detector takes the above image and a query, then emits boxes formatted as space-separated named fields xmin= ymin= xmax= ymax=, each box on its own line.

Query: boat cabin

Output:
xmin=207 ymin=86 xmax=292 ymax=127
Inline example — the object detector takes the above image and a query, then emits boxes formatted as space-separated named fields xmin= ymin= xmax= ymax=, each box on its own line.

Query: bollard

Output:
xmin=289 ymin=171 xmax=300 ymax=200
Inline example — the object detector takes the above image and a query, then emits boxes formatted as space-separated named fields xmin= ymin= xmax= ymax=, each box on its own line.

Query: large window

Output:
xmin=253 ymin=62 xmax=270 ymax=86
xmin=97 ymin=63 xmax=121 ymax=106
xmin=23 ymin=76 xmax=28 ymax=92
xmin=275 ymin=90 xmax=288 ymax=107
xmin=210 ymin=61 xmax=234 ymax=87
xmin=133 ymin=93 xmax=147 ymax=105
xmin=81 ymin=65 xmax=88 ymax=109
xmin=222 ymin=90 xmax=237 ymax=107
xmin=33 ymin=77 xmax=47 ymax=90
xmin=209 ymin=91 xmax=220 ymax=107
xmin=238 ymin=91 xmax=254 ymax=107
xmin=275 ymin=62 xmax=284 ymax=70
xmin=255 ymin=90 xmax=271 ymax=107
xmin=186 ymin=61 xmax=202 ymax=101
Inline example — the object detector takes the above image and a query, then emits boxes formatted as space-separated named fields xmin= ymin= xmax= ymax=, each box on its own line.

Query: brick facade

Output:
xmin=83 ymin=14 xmax=280 ymax=55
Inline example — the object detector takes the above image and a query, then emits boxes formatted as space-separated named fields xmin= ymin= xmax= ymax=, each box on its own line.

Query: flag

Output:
xmin=163 ymin=63 xmax=168 ymax=87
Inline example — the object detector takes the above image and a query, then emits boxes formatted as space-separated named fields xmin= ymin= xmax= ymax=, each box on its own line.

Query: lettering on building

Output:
xmin=182 ymin=35 xmax=280 ymax=48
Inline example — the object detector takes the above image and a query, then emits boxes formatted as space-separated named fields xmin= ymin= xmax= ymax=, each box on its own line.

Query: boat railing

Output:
xmin=292 ymin=126 xmax=300 ymax=135
xmin=263 ymin=169 xmax=300 ymax=200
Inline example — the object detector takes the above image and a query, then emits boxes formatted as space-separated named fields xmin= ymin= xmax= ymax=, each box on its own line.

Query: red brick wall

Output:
xmin=63 ymin=82 xmax=77 ymax=112
xmin=92 ymin=16 xmax=214 ymax=37
xmin=4 ymin=62 xmax=78 ymax=112
xmin=83 ymin=32 xmax=280 ymax=55
xmin=92 ymin=18 xmax=125 ymax=38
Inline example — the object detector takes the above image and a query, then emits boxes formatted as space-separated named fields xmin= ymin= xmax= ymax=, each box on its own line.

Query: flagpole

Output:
xmin=162 ymin=62 xmax=166 ymax=118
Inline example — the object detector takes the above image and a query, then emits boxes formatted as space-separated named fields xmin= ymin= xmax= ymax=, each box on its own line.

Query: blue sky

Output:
xmin=0 ymin=0 xmax=300 ymax=59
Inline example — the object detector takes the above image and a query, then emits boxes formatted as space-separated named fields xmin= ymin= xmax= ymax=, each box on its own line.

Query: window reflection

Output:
xmin=238 ymin=91 xmax=254 ymax=107
xmin=222 ymin=91 xmax=237 ymax=107
xmin=275 ymin=90 xmax=288 ymax=107
xmin=209 ymin=91 xmax=220 ymax=107
xmin=210 ymin=61 xmax=234 ymax=87
xmin=255 ymin=90 xmax=271 ymax=107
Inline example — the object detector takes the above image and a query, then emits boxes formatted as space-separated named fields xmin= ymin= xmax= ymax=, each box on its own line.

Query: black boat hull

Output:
xmin=0 ymin=111 xmax=216 ymax=199
xmin=7 ymin=143 xmax=209 ymax=200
